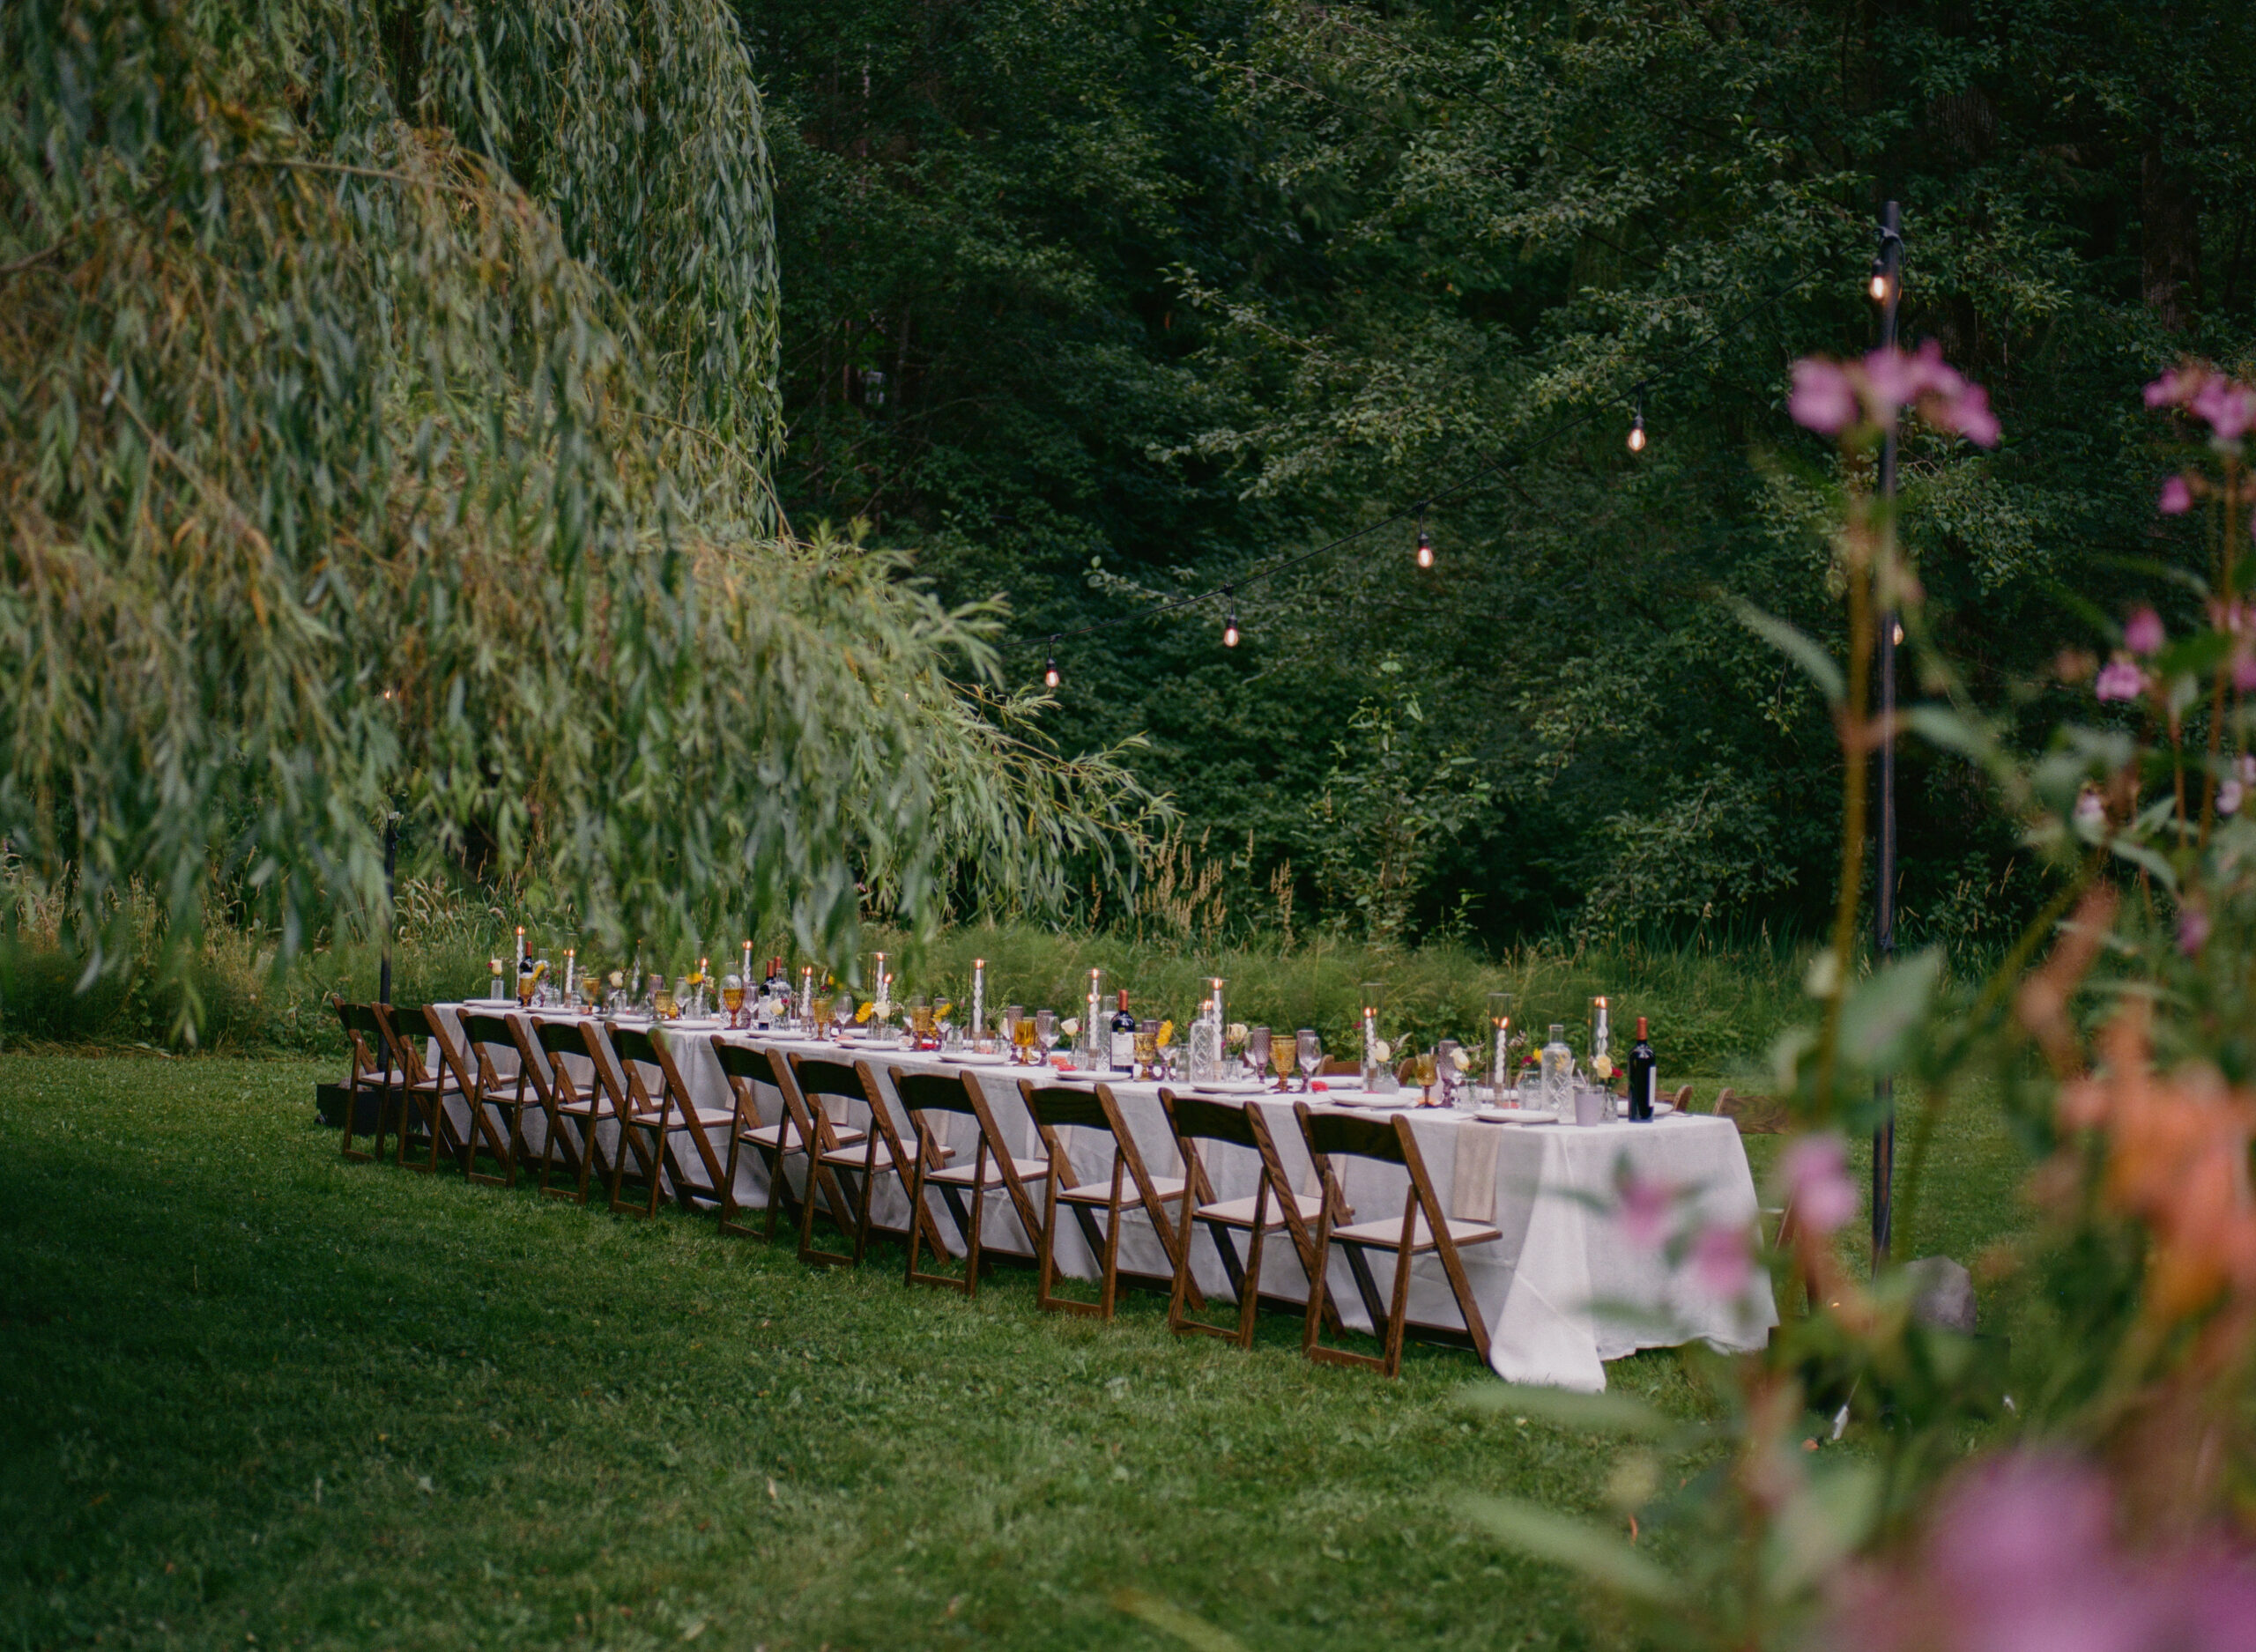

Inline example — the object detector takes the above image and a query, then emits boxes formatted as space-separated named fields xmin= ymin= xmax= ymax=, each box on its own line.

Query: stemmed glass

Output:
xmin=1409 ymin=1047 xmax=1439 ymax=1105
xmin=1035 ymin=1009 xmax=1058 ymax=1067
xmin=1002 ymin=1004 xmax=1026 ymax=1064
xmin=1295 ymin=1028 xmax=1324 ymax=1092
xmin=1244 ymin=1026 xmax=1272 ymax=1087
xmin=722 ymin=974 xmax=746 ymax=1029
xmin=1271 ymin=1034 xmax=1294 ymax=1093
xmin=1133 ymin=1019 xmax=1160 ymax=1081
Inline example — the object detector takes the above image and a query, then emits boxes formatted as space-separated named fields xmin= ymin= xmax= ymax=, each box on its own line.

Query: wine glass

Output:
xmin=1409 ymin=1046 xmax=1439 ymax=1106
xmin=1133 ymin=1019 xmax=1160 ymax=1080
xmin=722 ymin=973 xmax=746 ymax=1028
xmin=831 ymin=989 xmax=853 ymax=1039
xmin=1034 ymin=1009 xmax=1058 ymax=1065
xmin=1001 ymin=1004 xmax=1025 ymax=1063
xmin=1244 ymin=1026 xmax=1272 ymax=1087
xmin=1295 ymin=1028 xmax=1324 ymax=1092
xmin=1271 ymin=1033 xmax=1294 ymax=1093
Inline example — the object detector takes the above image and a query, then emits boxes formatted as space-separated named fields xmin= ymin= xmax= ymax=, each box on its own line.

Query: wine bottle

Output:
xmin=1627 ymin=1017 xmax=1657 ymax=1122
xmin=1110 ymin=989 xmax=1137 ymax=1071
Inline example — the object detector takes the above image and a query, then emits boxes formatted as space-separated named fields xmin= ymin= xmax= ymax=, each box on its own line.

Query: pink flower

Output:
xmin=1614 ymin=1170 xmax=1675 ymax=1249
xmin=2124 ymin=607 xmax=2165 ymax=656
xmin=2095 ymin=660 xmax=2148 ymax=702
xmin=1688 ymin=1221 xmax=1754 ymax=1298
xmin=2159 ymin=474 xmax=2193 ymax=515
xmin=1935 ymin=381 xmax=2000 ymax=448
xmin=1779 ymin=1133 xmax=1859 ymax=1235
xmin=2236 ymin=654 xmax=2256 ymax=693
xmin=1789 ymin=358 xmax=1860 ymax=434
xmin=2179 ymin=906 xmax=2211 ymax=957
xmin=2191 ymin=378 xmax=2256 ymax=444
xmin=1829 ymin=1451 xmax=2256 ymax=1652
xmin=2147 ymin=364 xmax=2210 ymax=409
xmin=2218 ymin=778 xmax=2243 ymax=817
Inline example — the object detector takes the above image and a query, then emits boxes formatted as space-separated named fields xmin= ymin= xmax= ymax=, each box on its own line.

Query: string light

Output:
xmin=1869 ymin=222 xmax=1902 ymax=305
xmin=1414 ymin=509 xmax=1434 ymax=569
xmin=1627 ymin=382 xmax=1647 ymax=453
xmin=1043 ymin=637 xmax=1060 ymax=689
xmin=1221 ymin=588 xmax=1240 ymax=648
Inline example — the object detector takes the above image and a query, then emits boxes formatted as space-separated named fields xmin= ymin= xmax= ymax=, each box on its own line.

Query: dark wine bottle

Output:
xmin=1110 ymin=989 xmax=1137 ymax=1071
xmin=1627 ymin=1017 xmax=1656 ymax=1122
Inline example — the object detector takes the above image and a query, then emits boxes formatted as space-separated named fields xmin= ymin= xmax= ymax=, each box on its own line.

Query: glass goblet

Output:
xmin=1244 ymin=1026 xmax=1272 ymax=1086
xmin=1295 ymin=1028 xmax=1324 ymax=1092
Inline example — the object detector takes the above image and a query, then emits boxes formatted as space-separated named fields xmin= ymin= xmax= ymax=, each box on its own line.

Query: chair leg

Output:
xmin=1238 ymin=1215 xmax=1269 ymax=1349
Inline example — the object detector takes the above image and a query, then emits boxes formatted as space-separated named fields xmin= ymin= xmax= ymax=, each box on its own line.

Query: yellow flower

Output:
xmin=1157 ymin=1019 xmax=1175 ymax=1048
xmin=854 ymin=1001 xmax=873 ymax=1024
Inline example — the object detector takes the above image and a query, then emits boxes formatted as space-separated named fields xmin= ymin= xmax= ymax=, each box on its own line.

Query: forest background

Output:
xmin=758 ymin=0 xmax=2256 ymax=954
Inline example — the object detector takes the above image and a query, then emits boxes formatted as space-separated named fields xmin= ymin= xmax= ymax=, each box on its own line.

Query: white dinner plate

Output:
xmin=940 ymin=1053 xmax=1012 ymax=1066
xmin=1192 ymin=1081 xmax=1272 ymax=1096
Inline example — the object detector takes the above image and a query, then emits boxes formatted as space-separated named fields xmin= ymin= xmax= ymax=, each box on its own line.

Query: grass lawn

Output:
xmin=0 ymin=1056 xmax=2033 ymax=1652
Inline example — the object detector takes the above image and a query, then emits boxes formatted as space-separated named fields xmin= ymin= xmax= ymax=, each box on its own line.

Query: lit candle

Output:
xmin=741 ymin=939 xmax=753 ymax=985
xmin=972 ymin=958 xmax=986 ymax=1040
xmin=515 ymin=924 xmax=526 ymax=967
xmin=564 ymin=947 xmax=576 ymax=996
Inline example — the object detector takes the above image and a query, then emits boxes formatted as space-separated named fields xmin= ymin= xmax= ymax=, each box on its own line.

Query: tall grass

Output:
xmin=4 ymin=855 xmax=1811 ymax=1073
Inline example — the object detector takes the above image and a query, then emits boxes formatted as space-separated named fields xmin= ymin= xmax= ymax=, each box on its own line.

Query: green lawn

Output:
xmin=0 ymin=1057 xmax=2031 ymax=1651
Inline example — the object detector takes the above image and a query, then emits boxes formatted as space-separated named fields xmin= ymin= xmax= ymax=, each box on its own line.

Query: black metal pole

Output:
xmin=378 ymin=810 xmax=398 ymax=1006
xmin=1873 ymin=200 xmax=1902 ymax=1273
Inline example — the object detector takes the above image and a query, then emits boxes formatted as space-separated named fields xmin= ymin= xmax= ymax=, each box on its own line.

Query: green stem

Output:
xmin=1813 ymin=507 xmax=1876 ymax=1122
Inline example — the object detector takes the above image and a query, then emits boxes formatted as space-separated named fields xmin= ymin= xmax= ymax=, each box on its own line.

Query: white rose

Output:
xmin=1226 ymin=1021 xmax=1249 ymax=1047
xmin=1060 ymin=1017 xmax=1080 ymax=1038
xmin=1370 ymin=1038 xmax=1393 ymax=1063
xmin=1449 ymin=1048 xmax=1472 ymax=1073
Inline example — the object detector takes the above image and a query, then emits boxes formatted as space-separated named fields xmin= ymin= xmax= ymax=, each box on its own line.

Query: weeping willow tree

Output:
xmin=1 ymin=0 xmax=1159 ymax=1014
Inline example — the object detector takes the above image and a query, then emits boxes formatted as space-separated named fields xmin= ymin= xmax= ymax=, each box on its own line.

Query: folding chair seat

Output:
xmin=1158 ymin=1091 xmax=1326 ymax=1348
xmin=429 ymin=1011 xmax=518 ymax=1186
xmin=585 ymin=1023 xmax=679 ymax=1219
xmin=333 ymin=998 xmax=404 ymax=1163
xmin=1295 ymin=1103 xmax=1499 ymax=1377
xmin=371 ymin=1004 xmax=469 ymax=1175
xmin=1019 ymin=1079 xmax=1199 ymax=1318
xmin=786 ymin=1055 xmax=951 ymax=1270
xmin=533 ymin=1019 xmax=616 ymax=1205
xmin=715 ymin=1042 xmax=865 ymax=1241
xmin=896 ymin=1070 xmax=1047 ymax=1297
xmin=606 ymin=1026 xmax=737 ymax=1211
xmin=456 ymin=1010 xmax=544 ymax=1187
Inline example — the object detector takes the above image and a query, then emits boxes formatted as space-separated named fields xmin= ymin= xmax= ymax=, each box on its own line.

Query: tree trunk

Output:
xmin=2141 ymin=135 xmax=2201 ymax=332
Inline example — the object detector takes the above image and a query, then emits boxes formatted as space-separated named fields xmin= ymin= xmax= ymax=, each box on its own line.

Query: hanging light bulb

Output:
xmin=1867 ymin=264 xmax=1889 ymax=303
xmin=1043 ymin=637 xmax=1060 ymax=689
xmin=1222 ymin=587 xmax=1240 ymax=648
xmin=1627 ymin=411 xmax=1647 ymax=453
xmin=1414 ymin=510 xmax=1434 ymax=569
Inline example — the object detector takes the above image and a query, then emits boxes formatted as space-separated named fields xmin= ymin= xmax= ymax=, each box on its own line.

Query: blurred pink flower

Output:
xmin=2146 ymin=365 xmax=2209 ymax=409
xmin=1831 ymin=1451 xmax=2256 ymax=1652
xmin=2159 ymin=474 xmax=2193 ymax=514
xmin=1790 ymin=358 xmax=1860 ymax=434
xmin=2125 ymin=608 xmax=2165 ymax=655
xmin=1688 ymin=1221 xmax=1754 ymax=1297
xmin=1614 ymin=1170 xmax=1675 ymax=1249
xmin=1780 ymin=1133 xmax=1858 ymax=1234
xmin=1788 ymin=344 xmax=1999 ymax=446
xmin=2219 ymin=778 xmax=2244 ymax=817
xmin=2096 ymin=660 xmax=2148 ymax=702
xmin=2236 ymin=654 xmax=2256 ymax=693
xmin=2192 ymin=378 xmax=2256 ymax=444
xmin=2179 ymin=906 xmax=2211 ymax=957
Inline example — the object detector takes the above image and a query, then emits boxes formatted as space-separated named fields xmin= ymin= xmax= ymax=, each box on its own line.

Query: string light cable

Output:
xmin=1013 ymin=268 xmax=1824 ymax=670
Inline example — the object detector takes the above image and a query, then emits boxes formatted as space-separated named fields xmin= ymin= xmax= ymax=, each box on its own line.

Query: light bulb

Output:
xmin=1869 ymin=269 xmax=1889 ymax=303
xmin=1627 ymin=415 xmax=1647 ymax=453
xmin=1415 ymin=527 xmax=1434 ymax=569
xmin=1043 ymin=656 xmax=1059 ymax=689
xmin=1223 ymin=618 xmax=1240 ymax=648
xmin=1893 ymin=620 xmax=1905 ymax=646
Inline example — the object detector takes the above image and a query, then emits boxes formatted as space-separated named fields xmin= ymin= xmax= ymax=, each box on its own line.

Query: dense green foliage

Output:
xmin=759 ymin=0 xmax=2256 ymax=948
xmin=0 ymin=1055 xmax=2032 ymax=1648
xmin=0 ymin=0 xmax=1152 ymax=1016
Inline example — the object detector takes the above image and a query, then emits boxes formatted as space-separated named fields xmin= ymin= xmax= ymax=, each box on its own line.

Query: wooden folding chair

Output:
xmin=333 ymin=998 xmax=401 ymax=1163
xmin=714 ymin=1042 xmax=864 ymax=1241
xmin=896 ymin=1070 xmax=1048 ymax=1297
xmin=1019 ymin=1079 xmax=1198 ymax=1318
xmin=590 ymin=1023 xmax=679 ymax=1219
xmin=609 ymin=1026 xmax=737 ymax=1211
xmin=1158 ymin=1091 xmax=1325 ymax=1349
xmin=787 ymin=1055 xmax=952 ymax=1269
xmin=533 ymin=1019 xmax=614 ymax=1205
xmin=428 ymin=1011 xmax=516 ymax=1186
xmin=456 ymin=1010 xmax=542 ymax=1188
xmin=1295 ymin=1104 xmax=1500 ymax=1377
xmin=371 ymin=1004 xmax=467 ymax=1175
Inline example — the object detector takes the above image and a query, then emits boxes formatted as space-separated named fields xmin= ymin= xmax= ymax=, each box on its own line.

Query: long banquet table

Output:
xmin=428 ymin=1004 xmax=1777 ymax=1390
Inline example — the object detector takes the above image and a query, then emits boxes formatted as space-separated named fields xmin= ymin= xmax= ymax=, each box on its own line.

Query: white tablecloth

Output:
xmin=425 ymin=1005 xmax=1776 ymax=1389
